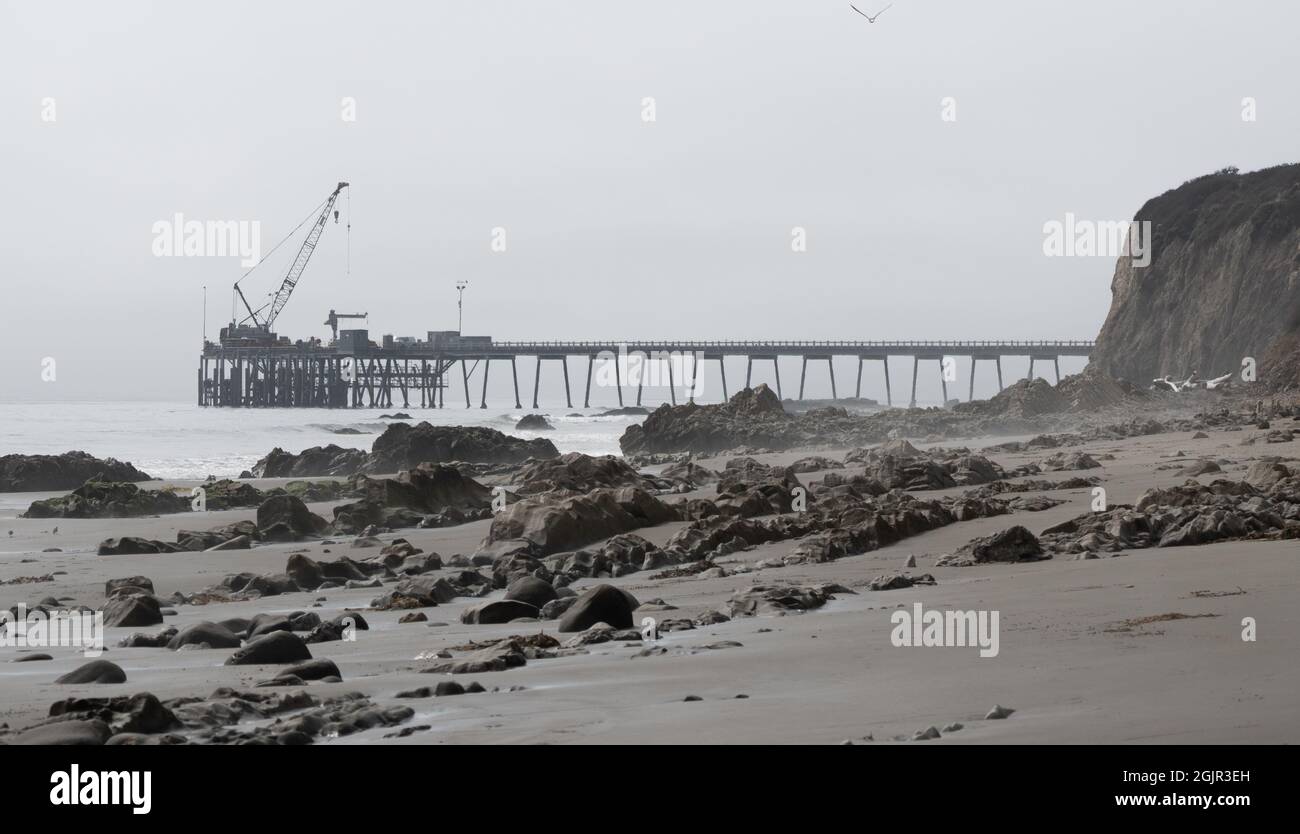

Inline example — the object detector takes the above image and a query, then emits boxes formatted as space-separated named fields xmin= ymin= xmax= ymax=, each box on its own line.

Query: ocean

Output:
xmin=0 ymin=401 xmax=641 ymax=482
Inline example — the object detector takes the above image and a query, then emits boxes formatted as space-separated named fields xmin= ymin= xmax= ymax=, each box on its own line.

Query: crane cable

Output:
xmin=232 ymin=193 xmax=333 ymax=317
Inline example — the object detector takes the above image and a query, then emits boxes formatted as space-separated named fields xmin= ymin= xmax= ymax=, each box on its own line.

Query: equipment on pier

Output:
xmin=221 ymin=181 xmax=350 ymax=347
xmin=324 ymin=309 xmax=368 ymax=341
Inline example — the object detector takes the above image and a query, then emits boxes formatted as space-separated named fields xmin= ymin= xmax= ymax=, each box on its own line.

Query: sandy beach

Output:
xmin=3 ymin=414 xmax=1295 ymax=745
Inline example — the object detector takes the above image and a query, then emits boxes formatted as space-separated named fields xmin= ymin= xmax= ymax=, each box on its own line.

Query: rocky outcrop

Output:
xmin=354 ymin=464 xmax=493 ymax=513
xmin=619 ymin=383 xmax=1098 ymax=454
xmin=251 ymin=423 xmax=558 ymax=479
xmin=24 ymin=480 xmax=188 ymax=519
xmin=3 ymin=687 xmax=411 ymax=745
xmin=936 ymin=526 xmax=1046 ymax=566
xmin=366 ymin=422 xmax=559 ymax=472
xmin=515 ymin=414 xmax=554 ymax=431
xmin=620 ymin=385 xmax=794 ymax=455
xmin=23 ymin=477 xmax=268 ymax=519
xmin=840 ymin=443 xmax=1006 ymax=491
xmin=511 ymin=452 xmax=664 ymax=495
xmin=956 ymin=378 xmax=1064 ymax=419
xmin=1054 ymin=366 xmax=1150 ymax=412
xmin=1038 ymin=473 xmax=1300 ymax=555
xmin=256 ymin=495 xmax=329 ymax=541
xmin=331 ymin=464 xmax=494 ymax=534
xmin=1090 ymin=164 xmax=1300 ymax=388
xmin=482 ymin=487 xmax=679 ymax=556
xmin=0 ymin=452 xmax=152 ymax=493
xmin=28 ymin=478 xmax=342 ymax=520
xmin=252 ymin=445 xmax=367 ymax=478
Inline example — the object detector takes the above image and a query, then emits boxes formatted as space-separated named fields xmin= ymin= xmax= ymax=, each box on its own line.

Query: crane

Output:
xmin=229 ymin=181 xmax=349 ymax=341
xmin=324 ymin=309 xmax=368 ymax=341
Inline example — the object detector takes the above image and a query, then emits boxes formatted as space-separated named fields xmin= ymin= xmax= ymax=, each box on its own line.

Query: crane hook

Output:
xmin=333 ymin=209 xmax=340 ymax=224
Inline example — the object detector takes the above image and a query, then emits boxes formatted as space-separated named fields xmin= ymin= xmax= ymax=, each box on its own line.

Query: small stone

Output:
xmin=985 ymin=704 xmax=1015 ymax=720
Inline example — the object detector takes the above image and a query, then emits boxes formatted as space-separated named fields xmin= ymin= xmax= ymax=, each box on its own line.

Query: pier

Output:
xmin=199 ymin=331 xmax=1094 ymax=409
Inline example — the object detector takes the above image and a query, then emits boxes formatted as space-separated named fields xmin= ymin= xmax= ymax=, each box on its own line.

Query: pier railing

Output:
xmin=198 ymin=339 xmax=1094 ymax=408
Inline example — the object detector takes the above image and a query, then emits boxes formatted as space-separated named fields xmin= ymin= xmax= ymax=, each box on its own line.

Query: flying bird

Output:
xmin=850 ymin=3 xmax=892 ymax=23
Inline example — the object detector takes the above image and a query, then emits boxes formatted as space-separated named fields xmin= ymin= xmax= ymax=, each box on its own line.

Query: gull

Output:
xmin=850 ymin=3 xmax=892 ymax=23
xmin=1152 ymin=376 xmax=1181 ymax=392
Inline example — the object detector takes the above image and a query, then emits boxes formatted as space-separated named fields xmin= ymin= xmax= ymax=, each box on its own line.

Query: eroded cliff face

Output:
xmin=1090 ymin=164 xmax=1300 ymax=390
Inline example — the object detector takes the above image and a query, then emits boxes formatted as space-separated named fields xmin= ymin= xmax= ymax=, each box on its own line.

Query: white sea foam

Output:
xmin=0 ymin=401 xmax=640 ymax=481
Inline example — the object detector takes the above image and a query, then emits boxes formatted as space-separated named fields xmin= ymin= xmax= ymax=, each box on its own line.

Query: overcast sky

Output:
xmin=2 ymin=0 xmax=1297 ymax=402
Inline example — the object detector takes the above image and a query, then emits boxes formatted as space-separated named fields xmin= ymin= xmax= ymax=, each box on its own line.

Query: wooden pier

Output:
xmin=198 ymin=334 xmax=1095 ymax=409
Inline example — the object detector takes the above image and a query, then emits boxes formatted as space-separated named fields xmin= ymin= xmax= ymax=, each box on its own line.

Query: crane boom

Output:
xmin=239 ymin=181 xmax=349 ymax=330
xmin=262 ymin=181 xmax=348 ymax=328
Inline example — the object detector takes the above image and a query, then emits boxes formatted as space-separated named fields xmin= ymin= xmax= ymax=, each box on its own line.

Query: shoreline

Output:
xmin=2 ymin=392 xmax=1296 ymax=744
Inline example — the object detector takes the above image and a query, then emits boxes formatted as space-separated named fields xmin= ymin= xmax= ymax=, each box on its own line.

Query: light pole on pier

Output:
xmin=456 ymin=280 xmax=468 ymax=333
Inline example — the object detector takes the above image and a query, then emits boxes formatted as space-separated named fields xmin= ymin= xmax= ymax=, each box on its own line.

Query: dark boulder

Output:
xmin=102 ymin=595 xmax=163 ymax=628
xmin=515 ymin=414 xmax=555 ymax=431
xmin=105 ymin=576 xmax=155 ymax=597
xmin=285 ymin=553 xmax=326 ymax=590
xmin=55 ymin=660 xmax=127 ymax=684
xmin=283 ymin=658 xmax=342 ymax=681
xmin=225 ymin=631 xmax=313 ymax=665
xmin=97 ymin=537 xmax=183 ymax=556
xmin=167 ymin=621 xmax=242 ymax=650
xmin=504 ymin=575 xmax=558 ymax=609
xmin=557 ymin=584 xmax=639 ymax=632
xmin=257 ymin=495 xmax=329 ymax=540
xmin=460 ymin=599 xmax=540 ymax=625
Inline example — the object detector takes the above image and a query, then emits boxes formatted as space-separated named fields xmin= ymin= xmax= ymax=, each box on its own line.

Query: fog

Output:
xmin=2 ymin=0 xmax=1296 ymax=401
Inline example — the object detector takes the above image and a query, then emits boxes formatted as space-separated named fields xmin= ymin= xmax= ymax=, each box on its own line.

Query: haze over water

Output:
xmin=0 ymin=401 xmax=640 ymax=482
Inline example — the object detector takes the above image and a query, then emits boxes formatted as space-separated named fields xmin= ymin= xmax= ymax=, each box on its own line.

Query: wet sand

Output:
xmin=1 ymin=424 xmax=1296 ymax=743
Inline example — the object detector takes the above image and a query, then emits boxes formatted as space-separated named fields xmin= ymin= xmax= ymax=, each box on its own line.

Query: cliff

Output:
xmin=1090 ymin=164 xmax=1300 ymax=391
